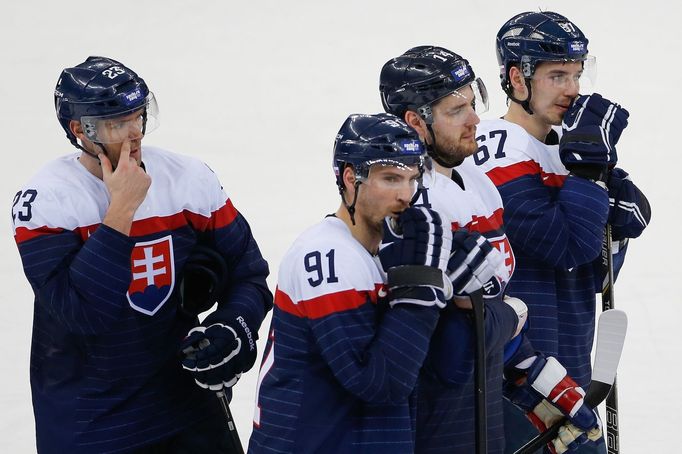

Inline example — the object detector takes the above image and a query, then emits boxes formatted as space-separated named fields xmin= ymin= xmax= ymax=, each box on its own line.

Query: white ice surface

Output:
xmin=1 ymin=1 xmax=679 ymax=451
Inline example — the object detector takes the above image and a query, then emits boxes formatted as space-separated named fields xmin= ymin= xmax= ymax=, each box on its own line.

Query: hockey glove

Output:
xmin=560 ymin=93 xmax=629 ymax=181
xmin=180 ymin=315 xmax=257 ymax=391
xmin=504 ymin=352 xmax=602 ymax=453
xmin=179 ymin=244 xmax=229 ymax=317
xmin=607 ymin=167 xmax=651 ymax=240
xmin=379 ymin=206 xmax=452 ymax=309
xmin=447 ymin=230 xmax=505 ymax=296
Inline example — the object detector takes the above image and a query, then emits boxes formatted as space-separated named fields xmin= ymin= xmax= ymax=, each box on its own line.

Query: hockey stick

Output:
xmin=602 ymin=224 xmax=620 ymax=453
xmin=216 ymin=390 xmax=245 ymax=454
xmin=180 ymin=244 xmax=245 ymax=453
xmin=470 ymin=289 xmax=487 ymax=454
xmin=513 ymin=309 xmax=628 ymax=454
xmin=181 ymin=339 xmax=245 ymax=454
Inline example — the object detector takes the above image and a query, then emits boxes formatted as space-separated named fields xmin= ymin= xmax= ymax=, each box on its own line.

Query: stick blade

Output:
xmin=591 ymin=309 xmax=627 ymax=387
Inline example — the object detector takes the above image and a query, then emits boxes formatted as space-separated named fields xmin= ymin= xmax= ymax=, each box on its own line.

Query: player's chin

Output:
xmin=551 ymin=105 xmax=570 ymax=124
xmin=460 ymin=138 xmax=478 ymax=156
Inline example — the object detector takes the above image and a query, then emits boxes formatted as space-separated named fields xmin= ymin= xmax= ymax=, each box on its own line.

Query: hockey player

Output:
xmin=380 ymin=46 xmax=603 ymax=454
xmin=11 ymin=56 xmax=273 ymax=453
xmin=248 ymin=113 xmax=498 ymax=453
xmin=474 ymin=12 xmax=651 ymax=453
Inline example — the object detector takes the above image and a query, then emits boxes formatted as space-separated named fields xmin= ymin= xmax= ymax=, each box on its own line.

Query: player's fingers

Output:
xmin=119 ymin=139 xmax=132 ymax=164
xmin=99 ymin=153 xmax=113 ymax=177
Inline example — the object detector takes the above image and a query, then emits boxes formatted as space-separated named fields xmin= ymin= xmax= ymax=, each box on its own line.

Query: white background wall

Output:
xmin=1 ymin=1 xmax=678 ymax=451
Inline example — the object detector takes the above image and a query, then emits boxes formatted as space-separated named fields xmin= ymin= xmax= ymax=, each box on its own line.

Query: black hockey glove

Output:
xmin=180 ymin=313 xmax=257 ymax=391
xmin=179 ymin=244 xmax=229 ymax=317
xmin=560 ymin=93 xmax=629 ymax=181
xmin=447 ymin=230 xmax=504 ymax=296
xmin=379 ymin=206 xmax=452 ymax=308
xmin=607 ymin=167 xmax=651 ymax=240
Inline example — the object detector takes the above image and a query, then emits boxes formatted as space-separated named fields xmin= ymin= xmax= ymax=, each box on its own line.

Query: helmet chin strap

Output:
xmin=424 ymin=124 xmax=464 ymax=168
xmin=505 ymin=78 xmax=534 ymax=115
xmin=69 ymin=136 xmax=106 ymax=160
xmin=342 ymin=180 xmax=362 ymax=226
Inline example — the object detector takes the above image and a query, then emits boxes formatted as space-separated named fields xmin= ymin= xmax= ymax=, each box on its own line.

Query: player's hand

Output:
xmin=552 ymin=419 xmax=602 ymax=454
xmin=179 ymin=316 xmax=257 ymax=391
xmin=560 ymin=93 xmax=629 ymax=181
xmin=379 ymin=206 xmax=453 ymax=309
xmin=447 ymin=230 xmax=504 ymax=296
xmin=504 ymin=353 xmax=602 ymax=453
xmin=606 ymin=167 xmax=651 ymax=240
xmin=379 ymin=207 xmax=451 ymax=271
xmin=100 ymin=139 xmax=151 ymax=214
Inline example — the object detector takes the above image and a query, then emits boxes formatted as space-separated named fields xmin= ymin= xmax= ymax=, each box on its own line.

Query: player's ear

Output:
xmin=404 ymin=111 xmax=429 ymax=144
xmin=342 ymin=165 xmax=356 ymax=190
xmin=509 ymin=66 xmax=528 ymax=101
xmin=69 ymin=120 xmax=85 ymax=141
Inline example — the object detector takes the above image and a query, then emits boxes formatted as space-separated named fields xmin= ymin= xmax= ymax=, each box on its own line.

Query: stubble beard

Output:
xmin=433 ymin=135 xmax=478 ymax=168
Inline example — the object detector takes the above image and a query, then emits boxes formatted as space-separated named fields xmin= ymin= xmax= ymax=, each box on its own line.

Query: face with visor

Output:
xmin=343 ymin=153 xmax=426 ymax=234
xmin=422 ymin=78 xmax=488 ymax=168
xmin=408 ymin=61 xmax=489 ymax=169
xmin=515 ymin=53 xmax=597 ymax=126
xmin=74 ymin=92 xmax=160 ymax=167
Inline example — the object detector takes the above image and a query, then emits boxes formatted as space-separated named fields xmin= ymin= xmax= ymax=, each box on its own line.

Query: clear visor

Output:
xmin=425 ymin=77 xmax=489 ymax=126
xmin=530 ymin=55 xmax=597 ymax=93
xmin=81 ymin=92 xmax=160 ymax=144
xmin=356 ymin=157 xmax=426 ymax=191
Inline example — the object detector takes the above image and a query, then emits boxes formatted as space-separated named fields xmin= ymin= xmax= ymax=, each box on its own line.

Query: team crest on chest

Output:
xmin=127 ymin=235 xmax=176 ymax=315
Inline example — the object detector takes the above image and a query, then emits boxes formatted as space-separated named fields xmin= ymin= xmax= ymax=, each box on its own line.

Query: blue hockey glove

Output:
xmin=447 ymin=230 xmax=505 ymax=296
xmin=560 ymin=93 xmax=629 ymax=181
xmin=607 ymin=167 xmax=651 ymax=240
xmin=380 ymin=206 xmax=452 ymax=308
xmin=504 ymin=352 xmax=602 ymax=453
xmin=180 ymin=315 xmax=257 ymax=391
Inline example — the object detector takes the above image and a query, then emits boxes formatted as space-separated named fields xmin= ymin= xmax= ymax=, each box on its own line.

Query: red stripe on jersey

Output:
xmin=275 ymin=284 xmax=382 ymax=320
xmin=14 ymin=226 xmax=65 ymax=243
xmin=184 ymin=199 xmax=239 ymax=232
xmin=451 ymin=208 xmax=504 ymax=234
xmin=128 ymin=200 xmax=238 ymax=236
xmin=486 ymin=160 xmax=541 ymax=186
xmin=129 ymin=213 xmax=188 ymax=236
xmin=75 ymin=223 xmax=104 ymax=242
xmin=541 ymin=172 xmax=567 ymax=187
xmin=15 ymin=201 xmax=238 ymax=244
xmin=486 ymin=160 xmax=566 ymax=188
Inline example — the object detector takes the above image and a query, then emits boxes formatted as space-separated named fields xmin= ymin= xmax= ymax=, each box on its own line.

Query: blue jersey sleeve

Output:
xmin=498 ymin=172 xmax=610 ymax=269
xmin=310 ymin=299 xmax=440 ymax=403
xmin=424 ymin=297 xmax=519 ymax=386
xmin=183 ymin=165 xmax=272 ymax=335
xmin=15 ymin=223 xmax=136 ymax=335
xmin=277 ymin=236 xmax=441 ymax=404
xmin=204 ymin=210 xmax=273 ymax=332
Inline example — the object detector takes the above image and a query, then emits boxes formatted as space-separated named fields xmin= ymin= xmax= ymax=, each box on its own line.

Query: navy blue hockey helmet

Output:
xmin=54 ymin=56 xmax=159 ymax=149
xmin=333 ymin=113 xmax=426 ymax=194
xmin=380 ymin=46 xmax=488 ymax=124
xmin=496 ymin=11 xmax=594 ymax=96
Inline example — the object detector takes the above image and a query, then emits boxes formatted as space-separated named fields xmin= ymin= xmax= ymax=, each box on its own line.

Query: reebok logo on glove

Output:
xmin=236 ymin=315 xmax=255 ymax=352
